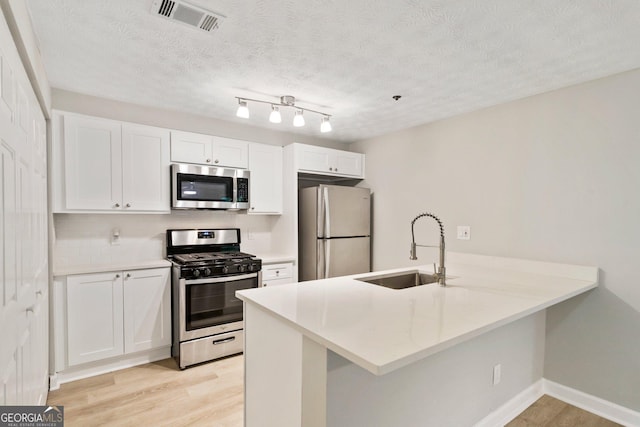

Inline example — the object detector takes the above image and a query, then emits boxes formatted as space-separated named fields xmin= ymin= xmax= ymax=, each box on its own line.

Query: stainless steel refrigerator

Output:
xmin=299 ymin=185 xmax=371 ymax=281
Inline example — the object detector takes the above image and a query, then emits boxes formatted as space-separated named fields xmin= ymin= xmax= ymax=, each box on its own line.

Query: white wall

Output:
xmin=352 ymin=68 xmax=640 ymax=411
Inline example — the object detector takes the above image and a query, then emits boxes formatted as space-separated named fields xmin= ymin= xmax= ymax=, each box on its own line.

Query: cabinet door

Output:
xmin=334 ymin=151 xmax=364 ymax=177
xmin=170 ymin=130 xmax=212 ymax=164
xmin=297 ymin=144 xmax=333 ymax=174
xmin=123 ymin=268 xmax=171 ymax=353
xmin=210 ymin=136 xmax=249 ymax=168
xmin=64 ymin=115 xmax=122 ymax=210
xmin=122 ymin=124 xmax=170 ymax=212
xmin=67 ymin=272 xmax=124 ymax=366
xmin=248 ymin=143 xmax=282 ymax=214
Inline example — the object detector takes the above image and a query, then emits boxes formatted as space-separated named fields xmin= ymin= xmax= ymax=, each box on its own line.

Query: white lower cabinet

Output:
xmin=261 ymin=262 xmax=294 ymax=287
xmin=65 ymin=267 xmax=170 ymax=367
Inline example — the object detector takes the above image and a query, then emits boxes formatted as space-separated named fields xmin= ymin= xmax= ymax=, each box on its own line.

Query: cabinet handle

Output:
xmin=206 ymin=158 xmax=211 ymax=163
xmin=335 ymin=168 xmax=338 ymax=172
xmin=251 ymin=207 xmax=255 ymax=210
xmin=115 ymin=203 xmax=120 ymax=208
xmin=212 ymin=336 xmax=236 ymax=345
xmin=126 ymin=203 xmax=131 ymax=208
xmin=329 ymin=167 xmax=333 ymax=171
xmin=126 ymin=273 xmax=131 ymax=279
xmin=115 ymin=274 xmax=120 ymax=279
xmin=36 ymin=290 xmax=42 ymax=296
xmin=214 ymin=159 xmax=219 ymax=164
xmin=26 ymin=306 xmax=35 ymax=314
xmin=276 ymin=270 xmax=280 ymax=276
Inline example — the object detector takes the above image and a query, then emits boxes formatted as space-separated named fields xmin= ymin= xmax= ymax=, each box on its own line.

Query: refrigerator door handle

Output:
xmin=323 ymin=186 xmax=331 ymax=238
xmin=324 ymin=239 xmax=331 ymax=278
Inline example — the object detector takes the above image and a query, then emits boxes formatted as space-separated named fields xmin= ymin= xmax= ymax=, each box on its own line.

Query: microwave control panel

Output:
xmin=237 ymin=178 xmax=249 ymax=202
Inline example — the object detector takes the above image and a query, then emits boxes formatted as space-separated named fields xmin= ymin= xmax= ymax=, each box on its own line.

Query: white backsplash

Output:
xmin=53 ymin=211 xmax=279 ymax=270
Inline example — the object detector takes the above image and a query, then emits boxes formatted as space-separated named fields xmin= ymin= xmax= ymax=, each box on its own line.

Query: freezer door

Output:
xmin=317 ymin=185 xmax=370 ymax=238
xmin=317 ymin=237 xmax=370 ymax=279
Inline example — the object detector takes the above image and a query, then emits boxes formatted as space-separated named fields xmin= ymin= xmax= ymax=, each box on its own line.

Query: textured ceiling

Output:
xmin=25 ymin=0 xmax=640 ymax=142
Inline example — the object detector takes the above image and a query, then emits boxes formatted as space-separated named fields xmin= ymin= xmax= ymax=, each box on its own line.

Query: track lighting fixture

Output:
xmin=234 ymin=95 xmax=332 ymax=132
xmin=236 ymin=99 xmax=249 ymax=119
xmin=269 ymin=105 xmax=282 ymax=123
xmin=320 ymin=116 xmax=332 ymax=133
xmin=293 ymin=109 xmax=305 ymax=127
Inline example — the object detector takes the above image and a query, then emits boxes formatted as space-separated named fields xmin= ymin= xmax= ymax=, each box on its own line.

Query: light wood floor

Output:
xmin=48 ymin=356 xmax=621 ymax=426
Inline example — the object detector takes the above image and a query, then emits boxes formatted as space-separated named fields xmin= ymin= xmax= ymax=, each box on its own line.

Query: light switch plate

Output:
xmin=457 ymin=226 xmax=471 ymax=240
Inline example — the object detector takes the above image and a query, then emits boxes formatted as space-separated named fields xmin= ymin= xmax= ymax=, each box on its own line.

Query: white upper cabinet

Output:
xmin=55 ymin=112 xmax=170 ymax=213
xmin=248 ymin=143 xmax=282 ymax=214
xmin=64 ymin=115 xmax=122 ymax=210
xmin=171 ymin=130 xmax=249 ymax=169
xmin=122 ymin=123 xmax=170 ymax=211
xmin=294 ymin=143 xmax=364 ymax=178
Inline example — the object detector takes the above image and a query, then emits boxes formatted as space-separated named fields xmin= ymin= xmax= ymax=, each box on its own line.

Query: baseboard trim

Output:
xmin=474 ymin=378 xmax=640 ymax=427
xmin=543 ymin=379 xmax=640 ymax=427
xmin=474 ymin=380 xmax=544 ymax=427
xmin=49 ymin=347 xmax=171 ymax=390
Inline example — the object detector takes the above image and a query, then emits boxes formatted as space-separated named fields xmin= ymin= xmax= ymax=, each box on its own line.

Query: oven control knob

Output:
xmin=192 ymin=269 xmax=201 ymax=278
xmin=239 ymin=265 xmax=247 ymax=273
xmin=222 ymin=266 xmax=230 ymax=274
xmin=203 ymin=268 xmax=212 ymax=277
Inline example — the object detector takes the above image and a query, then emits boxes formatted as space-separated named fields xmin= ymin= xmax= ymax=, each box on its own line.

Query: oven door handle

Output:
xmin=183 ymin=273 xmax=258 ymax=285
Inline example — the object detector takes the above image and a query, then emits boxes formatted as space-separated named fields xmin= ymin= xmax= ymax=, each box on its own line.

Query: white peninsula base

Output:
xmin=238 ymin=253 xmax=598 ymax=426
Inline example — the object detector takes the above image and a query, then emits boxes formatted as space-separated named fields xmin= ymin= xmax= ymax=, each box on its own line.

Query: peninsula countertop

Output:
xmin=237 ymin=252 xmax=598 ymax=375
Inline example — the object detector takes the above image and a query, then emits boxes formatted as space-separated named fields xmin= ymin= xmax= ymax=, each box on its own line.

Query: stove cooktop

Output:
xmin=172 ymin=251 xmax=255 ymax=264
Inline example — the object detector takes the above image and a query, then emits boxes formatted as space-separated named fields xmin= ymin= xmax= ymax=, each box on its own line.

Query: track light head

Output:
xmin=269 ymin=105 xmax=282 ymax=123
xmin=320 ymin=116 xmax=332 ymax=133
xmin=236 ymin=99 xmax=249 ymax=118
xmin=293 ymin=109 xmax=305 ymax=127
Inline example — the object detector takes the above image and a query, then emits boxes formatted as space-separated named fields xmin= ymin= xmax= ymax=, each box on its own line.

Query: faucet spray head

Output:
xmin=410 ymin=243 xmax=417 ymax=260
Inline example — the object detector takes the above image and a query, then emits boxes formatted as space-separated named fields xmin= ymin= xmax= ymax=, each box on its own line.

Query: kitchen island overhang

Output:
xmin=237 ymin=252 xmax=598 ymax=427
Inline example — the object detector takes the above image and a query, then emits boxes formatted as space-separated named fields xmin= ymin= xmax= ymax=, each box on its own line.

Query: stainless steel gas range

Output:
xmin=166 ymin=228 xmax=262 ymax=369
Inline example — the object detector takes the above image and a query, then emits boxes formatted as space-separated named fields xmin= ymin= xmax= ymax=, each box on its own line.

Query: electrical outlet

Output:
xmin=493 ymin=364 xmax=501 ymax=385
xmin=457 ymin=226 xmax=471 ymax=240
xmin=111 ymin=228 xmax=120 ymax=246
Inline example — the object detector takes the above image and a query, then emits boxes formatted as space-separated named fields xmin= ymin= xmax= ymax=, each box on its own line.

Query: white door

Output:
xmin=248 ymin=143 xmax=282 ymax=214
xmin=210 ymin=136 xmax=249 ymax=168
xmin=297 ymin=144 xmax=333 ymax=174
xmin=64 ymin=115 xmax=122 ymax=210
xmin=170 ymin=130 xmax=212 ymax=164
xmin=122 ymin=123 xmax=170 ymax=212
xmin=67 ymin=272 xmax=124 ymax=366
xmin=123 ymin=268 xmax=171 ymax=353
xmin=334 ymin=151 xmax=363 ymax=177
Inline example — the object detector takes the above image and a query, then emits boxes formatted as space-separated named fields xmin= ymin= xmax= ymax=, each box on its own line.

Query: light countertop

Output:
xmin=53 ymin=259 xmax=172 ymax=276
xmin=237 ymin=252 xmax=598 ymax=375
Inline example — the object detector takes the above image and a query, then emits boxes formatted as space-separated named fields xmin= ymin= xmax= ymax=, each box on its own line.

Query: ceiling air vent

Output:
xmin=150 ymin=0 xmax=225 ymax=33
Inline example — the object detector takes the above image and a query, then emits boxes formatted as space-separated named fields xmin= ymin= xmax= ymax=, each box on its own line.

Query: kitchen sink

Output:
xmin=357 ymin=270 xmax=440 ymax=290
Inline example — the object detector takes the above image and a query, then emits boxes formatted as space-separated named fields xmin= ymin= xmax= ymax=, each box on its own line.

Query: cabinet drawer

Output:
xmin=262 ymin=263 xmax=293 ymax=281
xmin=262 ymin=278 xmax=293 ymax=288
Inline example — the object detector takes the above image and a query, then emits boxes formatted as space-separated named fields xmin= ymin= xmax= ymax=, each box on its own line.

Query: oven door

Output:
xmin=179 ymin=272 xmax=260 ymax=341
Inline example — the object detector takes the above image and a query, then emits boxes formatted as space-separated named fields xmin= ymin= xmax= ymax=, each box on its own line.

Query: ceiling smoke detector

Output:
xmin=150 ymin=0 xmax=225 ymax=33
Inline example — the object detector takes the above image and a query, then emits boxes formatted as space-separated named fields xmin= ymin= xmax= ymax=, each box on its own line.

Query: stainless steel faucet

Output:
xmin=410 ymin=212 xmax=446 ymax=286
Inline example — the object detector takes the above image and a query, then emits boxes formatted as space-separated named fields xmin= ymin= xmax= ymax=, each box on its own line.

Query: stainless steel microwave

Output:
xmin=171 ymin=163 xmax=250 ymax=210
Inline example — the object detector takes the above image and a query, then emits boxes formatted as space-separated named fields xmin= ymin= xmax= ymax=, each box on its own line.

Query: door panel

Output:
xmin=320 ymin=185 xmax=370 ymax=238
xmin=318 ymin=237 xmax=370 ymax=279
